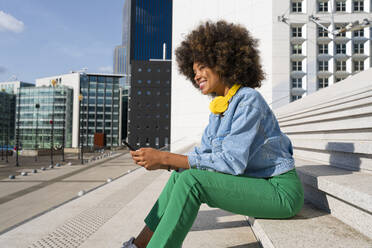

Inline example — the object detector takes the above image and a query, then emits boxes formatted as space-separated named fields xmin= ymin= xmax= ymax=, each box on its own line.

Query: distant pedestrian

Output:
xmin=122 ymin=20 xmax=304 ymax=248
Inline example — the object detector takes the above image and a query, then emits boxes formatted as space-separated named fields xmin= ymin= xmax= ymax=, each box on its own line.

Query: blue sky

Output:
xmin=0 ymin=0 xmax=124 ymax=83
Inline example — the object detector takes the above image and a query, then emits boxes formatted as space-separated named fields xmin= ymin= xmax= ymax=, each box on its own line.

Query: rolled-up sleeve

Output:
xmin=187 ymin=103 xmax=262 ymax=175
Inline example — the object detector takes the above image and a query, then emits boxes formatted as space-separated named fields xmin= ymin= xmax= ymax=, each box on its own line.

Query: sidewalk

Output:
xmin=0 ymin=151 xmax=259 ymax=248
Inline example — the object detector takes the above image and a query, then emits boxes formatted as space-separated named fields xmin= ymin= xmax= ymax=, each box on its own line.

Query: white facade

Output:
xmin=171 ymin=0 xmax=372 ymax=143
xmin=36 ymin=73 xmax=81 ymax=148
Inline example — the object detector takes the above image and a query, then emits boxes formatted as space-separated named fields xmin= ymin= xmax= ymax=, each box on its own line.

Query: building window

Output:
xmin=336 ymin=1 xmax=346 ymax=11
xmin=335 ymin=77 xmax=346 ymax=82
xmin=318 ymin=60 xmax=328 ymax=71
xmin=336 ymin=43 xmax=346 ymax=54
xmin=318 ymin=1 xmax=329 ymax=12
xmin=292 ymin=44 xmax=302 ymax=54
xmin=291 ymin=95 xmax=302 ymax=101
xmin=318 ymin=44 xmax=328 ymax=54
xmin=292 ymin=61 xmax=302 ymax=71
xmin=318 ymin=27 xmax=328 ymax=37
xmin=292 ymin=77 xmax=303 ymax=88
xmin=292 ymin=1 xmax=302 ymax=12
xmin=292 ymin=26 xmax=302 ymax=37
xmin=353 ymin=29 xmax=364 ymax=37
xmin=336 ymin=60 xmax=347 ymax=71
xmin=335 ymin=25 xmax=347 ymax=37
xmin=353 ymin=0 xmax=364 ymax=12
xmin=353 ymin=60 xmax=364 ymax=71
xmin=353 ymin=43 xmax=364 ymax=54
xmin=318 ymin=77 xmax=329 ymax=89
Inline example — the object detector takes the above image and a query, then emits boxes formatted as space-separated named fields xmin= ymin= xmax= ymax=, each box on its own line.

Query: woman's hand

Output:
xmin=130 ymin=148 xmax=165 ymax=170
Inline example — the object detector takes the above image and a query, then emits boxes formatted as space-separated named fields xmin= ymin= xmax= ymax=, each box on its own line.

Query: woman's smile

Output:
xmin=193 ymin=62 xmax=228 ymax=96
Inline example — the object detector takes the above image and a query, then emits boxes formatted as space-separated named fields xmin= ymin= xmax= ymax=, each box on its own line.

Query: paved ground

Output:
xmin=0 ymin=149 xmax=139 ymax=234
xmin=0 ymin=150 xmax=107 ymax=179
xmin=0 ymin=154 xmax=260 ymax=247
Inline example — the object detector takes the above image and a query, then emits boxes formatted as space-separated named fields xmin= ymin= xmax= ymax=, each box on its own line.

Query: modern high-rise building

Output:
xmin=129 ymin=0 xmax=173 ymax=61
xmin=17 ymin=86 xmax=73 ymax=149
xmin=127 ymin=61 xmax=171 ymax=149
xmin=113 ymin=0 xmax=132 ymax=88
xmin=36 ymin=73 xmax=123 ymax=149
xmin=123 ymin=0 xmax=173 ymax=148
xmin=171 ymin=0 xmax=372 ymax=142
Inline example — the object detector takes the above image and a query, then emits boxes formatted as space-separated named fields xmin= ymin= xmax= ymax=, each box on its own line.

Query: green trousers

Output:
xmin=145 ymin=168 xmax=304 ymax=248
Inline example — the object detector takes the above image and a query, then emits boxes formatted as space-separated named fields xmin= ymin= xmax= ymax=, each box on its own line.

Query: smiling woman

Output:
xmin=121 ymin=20 xmax=304 ymax=248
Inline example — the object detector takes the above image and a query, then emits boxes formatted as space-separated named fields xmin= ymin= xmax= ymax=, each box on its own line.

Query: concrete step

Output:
xmin=247 ymin=202 xmax=372 ymax=248
xmin=294 ymin=158 xmax=372 ymax=238
xmin=293 ymin=146 xmax=372 ymax=172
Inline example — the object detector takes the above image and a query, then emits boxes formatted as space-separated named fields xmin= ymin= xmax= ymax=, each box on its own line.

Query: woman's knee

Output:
xmin=173 ymin=169 xmax=204 ymax=192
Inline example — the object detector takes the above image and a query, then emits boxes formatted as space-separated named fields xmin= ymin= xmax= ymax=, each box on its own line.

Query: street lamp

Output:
xmin=34 ymin=103 xmax=40 ymax=162
xmin=78 ymin=93 xmax=84 ymax=164
xmin=61 ymin=89 xmax=66 ymax=162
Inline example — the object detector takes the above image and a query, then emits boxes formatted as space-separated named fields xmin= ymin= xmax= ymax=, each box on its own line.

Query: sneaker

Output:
xmin=121 ymin=237 xmax=138 ymax=248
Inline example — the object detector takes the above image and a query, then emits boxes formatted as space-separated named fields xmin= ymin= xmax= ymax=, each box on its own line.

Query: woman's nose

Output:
xmin=194 ymin=71 xmax=200 ymax=82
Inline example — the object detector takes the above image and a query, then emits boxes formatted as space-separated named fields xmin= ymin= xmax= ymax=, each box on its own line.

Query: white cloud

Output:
xmin=0 ymin=11 xmax=24 ymax=33
xmin=98 ymin=66 xmax=113 ymax=73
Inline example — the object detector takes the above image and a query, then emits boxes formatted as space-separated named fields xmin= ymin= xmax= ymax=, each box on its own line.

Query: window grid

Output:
xmin=318 ymin=60 xmax=329 ymax=71
xmin=292 ymin=1 xmax=302 ymax=12
xmin=318 ymin=1 xmax=329 ymax=12
xmin=335 ymin=77 xmax=346 ymax=82
xmin=336 ymin=1 xmax=346 ymax=11
xmin=291 ymin=95 xmax=302 ymax=101
xmin=336 ymin=43 xmax=346 ymax=54
xmin=318 ymin=77 xmax=329 ymax=89
xmin=336 ymin=60 xmax=347 ymax=71
xmin=335 ymin=25 xmax=347 ymax=37
xmin=318 ymin=27 xmax=328 ymax=37
xmin=292 ymin=61 xmax=302 ymax=71
xmin=292 ymin=44 xmax=302 ymax=54
xmin=353 ymin=0 xmax=364 ymax=12
xmin=353 ymin=43 xmax=364 ymax=54
xmin=292 ymin=26 xmax=302 ymax=37
xmin=353 ymin=29 xmax=364 ymax=37
xmin=318 ymin=44 xmax=328 ymax=54
xmin=353 ymin=60 xmax=364 ymax=71
xmin=291 ymin=77 xmax=303 ymax=88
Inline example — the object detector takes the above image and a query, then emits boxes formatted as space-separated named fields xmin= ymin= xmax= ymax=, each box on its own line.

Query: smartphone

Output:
xmin=123 ymin=141 xmax=136 ymax=151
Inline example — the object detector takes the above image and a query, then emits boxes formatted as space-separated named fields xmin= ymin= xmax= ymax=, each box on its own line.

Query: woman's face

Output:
xmin=193 ymin=62 xmax=228 ymax=96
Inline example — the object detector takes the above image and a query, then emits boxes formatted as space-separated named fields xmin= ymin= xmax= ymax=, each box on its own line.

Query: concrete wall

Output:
xmin=171 ymin=0 xmax=273 ymax=143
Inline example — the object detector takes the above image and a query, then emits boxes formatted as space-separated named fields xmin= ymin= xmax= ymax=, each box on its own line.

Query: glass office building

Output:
xmin=129 ymin=0 xmax=173 ymax=61
xmin=17 ymin=86 xmax=73 ymax=149
xmin=79 ymin=74 xmax=121 ymax=147
xmin=0 ymin=91 xmax=15 ymax=148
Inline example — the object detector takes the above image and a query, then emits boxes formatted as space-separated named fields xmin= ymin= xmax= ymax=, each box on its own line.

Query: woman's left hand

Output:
xmin=130 ymin=148 xmax=165 ymax=170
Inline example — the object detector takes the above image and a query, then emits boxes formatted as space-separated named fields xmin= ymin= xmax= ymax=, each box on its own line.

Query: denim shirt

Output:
xmin=187 ymin=87 xmax=295 ymax=178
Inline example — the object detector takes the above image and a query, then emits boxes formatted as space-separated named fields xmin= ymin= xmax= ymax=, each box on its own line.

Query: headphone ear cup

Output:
xmin=209 ymin=96 xmax=229 ymax=114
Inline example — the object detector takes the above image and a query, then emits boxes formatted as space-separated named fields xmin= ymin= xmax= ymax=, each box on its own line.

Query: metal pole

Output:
xmin=50 ymin=87 xmax=55 ymax=166
xmin=5 ymin=120 xmax=9 ymax=163
xmin=1 ymin=122 xmax=3 ymax=160
xmin=35 ymin=103 xmax=40 ymax=162
xmin=79 ymin=94 xmax=84 ymax=164
xmin=16 ymin=89 xmax=21 ymax=167
xmin=62 ymin=90 xmax=66 ymax=162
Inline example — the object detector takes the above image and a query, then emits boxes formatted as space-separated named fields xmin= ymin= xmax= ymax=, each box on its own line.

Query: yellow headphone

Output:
xmin=209 ymin=84 xmax=241 ymax=114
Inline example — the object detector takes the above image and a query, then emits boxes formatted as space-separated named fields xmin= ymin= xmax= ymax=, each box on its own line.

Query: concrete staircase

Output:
xmin=247 ymin=69 xmax=372 ymax=247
